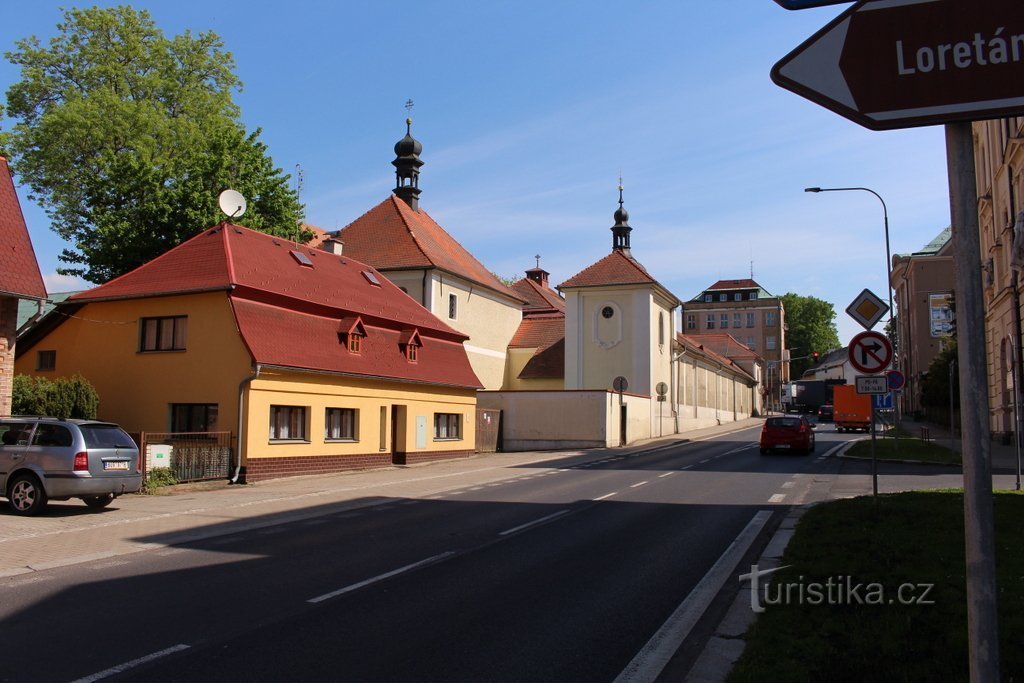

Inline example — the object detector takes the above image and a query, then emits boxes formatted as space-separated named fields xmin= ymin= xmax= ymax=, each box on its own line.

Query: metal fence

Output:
xmin=140 ymin=431 xmax=233 ymax=482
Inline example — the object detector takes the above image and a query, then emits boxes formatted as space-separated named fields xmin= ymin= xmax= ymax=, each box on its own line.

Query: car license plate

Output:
xmin=776 ymin=444 xmax=790 ymax=449
xmin=103 ymin=461 xmax=129 ymax=470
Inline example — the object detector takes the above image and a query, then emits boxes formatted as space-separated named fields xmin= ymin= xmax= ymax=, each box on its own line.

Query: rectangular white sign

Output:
xmin=856 ymin=375 xmax=888 ymax=394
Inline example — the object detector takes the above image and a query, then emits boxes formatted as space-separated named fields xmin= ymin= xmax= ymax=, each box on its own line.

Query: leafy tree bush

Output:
xmin=780 ymin=293 xmax=841 ymax=377
xmin=0 ymin=6 xmax=305 ymax=283
xmin=11 ymin=374 xmax=99 ymax=419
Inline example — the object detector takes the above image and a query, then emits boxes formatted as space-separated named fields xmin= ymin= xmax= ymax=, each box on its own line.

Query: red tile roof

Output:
xmin=232 ymin=299 xmax=480 ymax=388
xmin=706 ymin=279 xmax=760 ymax=291
xmin=683 ymin=333 xmax=762 ymax=362
xmin=330 ymin=195 xmax=524 ymax=303
xmin=558 ymin=250 xmax=658 ymax=289
xmin=518 ymin=337 xmax=564 ymax=380
xmin=676 ymin=333 xmax=757 ymax=383
xmin=509 ymin=314 xmax=565 ymax=349
xmin=65 ymin=223 xmax=480 ymax=389
xmin=511 ymin=277 xmax=565 ymax=314
xmin=0 ymin=157 xmax=46 ymax=300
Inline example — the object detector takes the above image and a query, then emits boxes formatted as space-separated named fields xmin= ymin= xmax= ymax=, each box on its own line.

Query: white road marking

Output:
xmin=781 ymin=481 xmax=796 ymax=489
xmin=658 ymin=472 xmax=675 ymax=479
xmin=699 ymin=459 xmax=710 ymax=464
xmin=308 ymin=551 xmax=456 ymax=604
xmin=680 ymin=465 xmax=693 ymax=471
xmin=595 ymin=492 xmax=618 ymax=501
xmin=615 ymin=510 xmax=773 ymax=683
xmin=722 ymin=443 xmax=758 ymax=455
xmin=768 ymin=493 xmax=787 ymax=503
xmin=70 ymin=644 xmax=191 ymax=683
xmin=630 ymin=481 xmax=649 ymax=488
xmin=498 ymin=510 xmax=571 ymax=537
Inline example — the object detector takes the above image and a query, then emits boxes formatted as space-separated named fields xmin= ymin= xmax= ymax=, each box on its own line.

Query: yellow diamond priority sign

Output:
xmin=846 ymin=288 xmax=889 ymax=331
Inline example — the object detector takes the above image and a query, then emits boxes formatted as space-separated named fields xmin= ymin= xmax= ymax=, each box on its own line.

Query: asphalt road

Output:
xmin=0 ymin=424 xmax=860 ymax=683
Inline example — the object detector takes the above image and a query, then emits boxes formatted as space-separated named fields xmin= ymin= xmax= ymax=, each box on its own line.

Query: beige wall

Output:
xmin=244 ymin=368 xmax=476 ymax=461
xmin=1 ymin=297 xmax=16 ymax=416
xmin=478 ymin=390 xmax=651 ymax=449
xmin=14 ymin=292 xmax=251 ymax=433
xmin=564 ymin=286 xmax=664 ymax=394
xmin=430 ymin=273 xmax=522 ymax=391
xmin=504 ymin=347 xmax=563 ymax=391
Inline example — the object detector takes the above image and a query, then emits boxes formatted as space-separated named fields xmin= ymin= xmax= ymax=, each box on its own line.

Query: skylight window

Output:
xmin=291 ymin=250 xmax=314 ymax=267
xmin=362 ymin=270 xmax=382 ymax=286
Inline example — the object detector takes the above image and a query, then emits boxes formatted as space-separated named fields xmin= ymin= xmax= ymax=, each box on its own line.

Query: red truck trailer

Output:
xmin=833 ymin=384 xmax=872 ymax=433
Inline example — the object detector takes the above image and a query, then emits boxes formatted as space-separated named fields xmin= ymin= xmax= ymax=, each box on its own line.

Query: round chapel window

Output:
xmin=601 ymin=306 xmax=614 ymax=319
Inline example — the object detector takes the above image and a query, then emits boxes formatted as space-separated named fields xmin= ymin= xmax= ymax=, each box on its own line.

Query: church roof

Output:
xmin=329 ymin=195 xmax=524 ymax=303
xmin=558 ymin=250 xmax=659 ymax=289
xmin=0 ymin=157 xmax=46 ymax=301
xmin=683 ymin=333 xmax=762 ymax=362
xmin=509 ymin=313 xmax=565 ymax=349
xmin=511 ymin=277 xmax=565 ymax=314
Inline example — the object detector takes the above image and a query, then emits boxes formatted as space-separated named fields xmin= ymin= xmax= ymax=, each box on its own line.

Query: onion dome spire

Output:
xmin=392 ymin=113 xmax=424 ymax=211
xmin=611 ymin=180 xmax=632 ymax=255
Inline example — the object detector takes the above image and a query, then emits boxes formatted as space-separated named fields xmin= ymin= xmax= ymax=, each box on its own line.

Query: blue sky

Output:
xmin=1 ymin=1 xmax=953 ymax=348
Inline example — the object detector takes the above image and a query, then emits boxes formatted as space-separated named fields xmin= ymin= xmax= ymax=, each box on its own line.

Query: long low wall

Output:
xmin=478 ymin=390 xmax=652 ymax=451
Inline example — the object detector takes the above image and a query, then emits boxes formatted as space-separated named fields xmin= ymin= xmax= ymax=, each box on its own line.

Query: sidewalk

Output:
xmin=0 ymin=417 xmax=765 ymax=579
xmin=898 ymin=417 xmax=1024 ymax=476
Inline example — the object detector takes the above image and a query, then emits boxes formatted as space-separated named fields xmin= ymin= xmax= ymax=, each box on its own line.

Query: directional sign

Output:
xmin=848 ymin=330 xmax=893 ymax=374
xmin=886 ymin=369 xmax=906 ymax=391
xmin=774 ymin=0 xmax=852 ymax=9
xmin=771 ymin=0 xmax=1024 ymax=131
xmin=873 ymin=392 xmax=894 ymax=409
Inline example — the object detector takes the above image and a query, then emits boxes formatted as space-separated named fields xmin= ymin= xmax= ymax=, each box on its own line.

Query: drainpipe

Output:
xmin=232 ymin=363 xmax=261 ymax=484
xmin=671 ymin=347 xmax=687 ymax=434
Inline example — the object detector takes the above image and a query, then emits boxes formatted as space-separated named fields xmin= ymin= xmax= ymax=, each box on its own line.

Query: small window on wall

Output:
xmin=746 ymin=312 xmax=755 ymax=328
xmin=448 ymin=293 xmax=458 ymax=320
xmin=325 ymin=408 xmax=357 ymax=441
xmin=766 ymin=336 xmax=777 ymax=350
xmin=36 ymin=350 xmax=56 ymax=371
xmin=686 ymin=314 xmax=696 ymax=330
xmin=720 ymin=314 xmax=729 ymax=329
xmin=171 ymin=404 xmax=218 ymax=433
xmin=658 ymin=313 xmax=665 ymax=346
xmin=706 ymin=314 xmax=715 ymax=329
xmin=434 ymin=413 xmax=462 ymax=440
xmin=348 ymin=332 xmax=363 ymax=353
xmin=765 ymin=311 xmax=777 ymax=326
xmin=270 ymin=405 xmax=307 ymax=441
xmin=140 ymin=316 xmax=187 ymax=352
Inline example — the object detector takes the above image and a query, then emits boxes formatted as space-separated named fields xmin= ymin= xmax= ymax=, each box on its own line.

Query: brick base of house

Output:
xmin=0 ymin=297 xmax=17 ymax=417
xmin=243 ymin=449 xmax=474 ymax=482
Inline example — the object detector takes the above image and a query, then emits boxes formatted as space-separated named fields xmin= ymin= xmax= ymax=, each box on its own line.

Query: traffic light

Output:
xmin=811 ymin=352 xmax=820 ymax=362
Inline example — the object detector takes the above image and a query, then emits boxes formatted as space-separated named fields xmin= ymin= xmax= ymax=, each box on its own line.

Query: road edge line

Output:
xmin=614 ymin=510 xmax=773 ymax=683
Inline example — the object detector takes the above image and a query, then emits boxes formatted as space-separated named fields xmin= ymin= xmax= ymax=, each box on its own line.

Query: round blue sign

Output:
xmin=886 ymin=370 xmax=905 ymax=391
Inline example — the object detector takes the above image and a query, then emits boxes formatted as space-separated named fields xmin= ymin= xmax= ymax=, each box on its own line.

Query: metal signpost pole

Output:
xmin=870 ymin=402 xmax=877 ymax=497
xmin=947 ymin=120 xmax=1000 ymax=682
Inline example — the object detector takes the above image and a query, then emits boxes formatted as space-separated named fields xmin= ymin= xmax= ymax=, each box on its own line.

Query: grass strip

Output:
xmin=728 ymin=490 xmax=1023 ymax=682
xmin=845 ymin=435 xmax=961 ymax=465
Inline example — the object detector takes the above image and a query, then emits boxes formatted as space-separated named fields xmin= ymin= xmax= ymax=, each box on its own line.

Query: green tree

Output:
xmin=0 ymin=6 xmax=305 ymax=283
xmin=12 ymin=374 xmax=99 ymax=419
xmin=780 ymin=293 xmax=841 ymax=378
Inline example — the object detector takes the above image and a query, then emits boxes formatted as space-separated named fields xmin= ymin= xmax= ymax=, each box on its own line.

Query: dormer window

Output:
xmin=338 ymin=316 xmax=367 ymax=354
xmin=399 ymin=328 xmax=422 ymax=362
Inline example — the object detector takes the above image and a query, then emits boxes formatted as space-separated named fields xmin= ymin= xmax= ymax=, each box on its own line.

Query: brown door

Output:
xmin=390 ymin=405 xmax=407 ymax=465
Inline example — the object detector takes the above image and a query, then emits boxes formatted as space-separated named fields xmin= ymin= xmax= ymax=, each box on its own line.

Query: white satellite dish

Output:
xmin=218 ymin=189 xmax=247 ymax=219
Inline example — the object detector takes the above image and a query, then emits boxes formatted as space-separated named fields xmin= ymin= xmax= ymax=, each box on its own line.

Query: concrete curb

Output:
xmin=684 ymin=505 xmax=811 ymax=683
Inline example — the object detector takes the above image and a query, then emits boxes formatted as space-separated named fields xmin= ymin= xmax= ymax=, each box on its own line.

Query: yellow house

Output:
xmin=15 ymin=223 xmax=481 ymax=481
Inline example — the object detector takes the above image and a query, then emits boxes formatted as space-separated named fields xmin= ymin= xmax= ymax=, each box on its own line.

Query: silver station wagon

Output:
xmin=0 ymin=417 xmax=142 ymax=516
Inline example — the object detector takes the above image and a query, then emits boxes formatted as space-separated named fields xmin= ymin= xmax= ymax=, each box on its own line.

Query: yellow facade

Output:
xmin=15 ymin=292 xmax=250 ymax=433
xmin=243 ymin=368 xmax=476 ymax=460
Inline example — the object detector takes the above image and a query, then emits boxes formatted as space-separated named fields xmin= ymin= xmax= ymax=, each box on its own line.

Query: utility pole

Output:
xmin=946 ymin=120 xmax=1000 ymax=682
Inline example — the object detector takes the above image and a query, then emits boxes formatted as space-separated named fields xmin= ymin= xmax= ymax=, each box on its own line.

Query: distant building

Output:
xmin=889 ymin=227 xmax=954 ymax=416
xmin=0 ymin=156 xmax=47 ymax=416
xmin=681 ymin=278 xmax=786 ymax=408
xmin=505 ymin=265 xmax=565 ymax=390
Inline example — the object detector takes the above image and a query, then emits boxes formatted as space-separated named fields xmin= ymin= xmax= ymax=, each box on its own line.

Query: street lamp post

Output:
xmin=805 ymin=186 xmax=899 ymax=465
